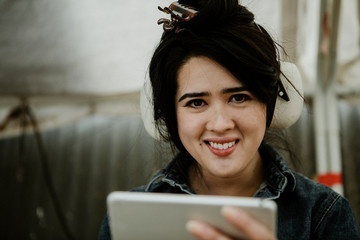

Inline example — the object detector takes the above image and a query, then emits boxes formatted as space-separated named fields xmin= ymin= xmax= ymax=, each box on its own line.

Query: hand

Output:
xmin=186 ymin=206 xmax=277 ymax=240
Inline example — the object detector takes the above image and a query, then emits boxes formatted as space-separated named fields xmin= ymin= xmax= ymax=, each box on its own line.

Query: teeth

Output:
xmin=209 ymin=141 xmax=236 ymax=150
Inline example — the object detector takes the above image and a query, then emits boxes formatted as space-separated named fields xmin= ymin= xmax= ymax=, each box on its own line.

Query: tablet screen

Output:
xmin=107 ymin=191 xmax=277 ymax=240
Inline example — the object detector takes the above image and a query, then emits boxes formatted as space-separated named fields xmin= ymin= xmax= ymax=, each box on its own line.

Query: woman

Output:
xmin=99 ymin=0 xmax=360 ymax=239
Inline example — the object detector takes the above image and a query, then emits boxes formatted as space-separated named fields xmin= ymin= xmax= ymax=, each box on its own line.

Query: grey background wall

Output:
xmin=1 ymin=1 xmax=359 ymax=239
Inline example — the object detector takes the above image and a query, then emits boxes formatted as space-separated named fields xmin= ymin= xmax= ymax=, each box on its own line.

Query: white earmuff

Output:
xmin=140 ymin=81 xmax=166 ymax=141
xmin=270 ymin=62 xmax=304 ymax=129
xmin=140 ymin=62 xmax=304 ymax=140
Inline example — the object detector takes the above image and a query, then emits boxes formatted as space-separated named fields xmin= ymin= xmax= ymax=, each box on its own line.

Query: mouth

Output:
xmin=207 ymin=140 xmax=237 ymax=150
xmin=204 ymin=138 xmax=239 ymax=156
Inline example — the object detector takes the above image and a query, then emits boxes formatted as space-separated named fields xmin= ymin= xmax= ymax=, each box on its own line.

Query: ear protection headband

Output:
xmin=140 ymin=62 xmax=304 ymax=140
xmin=270 ymin=62 xmax=304 ymax=128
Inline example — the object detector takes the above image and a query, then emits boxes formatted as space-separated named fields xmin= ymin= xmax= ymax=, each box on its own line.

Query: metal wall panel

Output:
xmin=0 ymin=114 xmax=168 ymax=239
xmin=339 ymin=100 xmax=360 ymax=223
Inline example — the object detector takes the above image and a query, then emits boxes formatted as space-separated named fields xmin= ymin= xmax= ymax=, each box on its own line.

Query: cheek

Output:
xmin=176 ymin=110 xmax=191 ymax=140
xmin=243 ymin=105 xmax=267 ymax=130
xmin=176 ymin=110 xmax=203 ymax=142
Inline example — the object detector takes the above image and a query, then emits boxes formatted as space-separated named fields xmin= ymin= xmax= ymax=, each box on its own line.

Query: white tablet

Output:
xmin=107 ymin=191 xmax=277 ymax=240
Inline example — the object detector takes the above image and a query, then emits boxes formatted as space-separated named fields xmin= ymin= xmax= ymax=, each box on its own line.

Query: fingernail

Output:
xmin=186 ymin=220 xmax=202 ymax=233
xmin=222 ymin=206 xmax=245 ymax=219
xmin=222 ymin=206 xmax=236 ymax=215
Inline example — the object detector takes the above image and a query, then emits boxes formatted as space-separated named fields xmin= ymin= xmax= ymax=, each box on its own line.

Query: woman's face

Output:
xmin=175 ymin=56 xmax=267 ymax=179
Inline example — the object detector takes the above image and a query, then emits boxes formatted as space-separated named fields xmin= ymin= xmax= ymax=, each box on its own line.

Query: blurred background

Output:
xmin=0 ymin=0 xmax=359 ymax=239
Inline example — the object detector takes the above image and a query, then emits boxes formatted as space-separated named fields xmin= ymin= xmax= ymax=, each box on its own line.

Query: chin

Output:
xmin=209 ymin=168 xmax=240 ymax=178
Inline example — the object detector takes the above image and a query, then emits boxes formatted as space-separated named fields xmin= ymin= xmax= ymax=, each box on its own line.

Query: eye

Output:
xmin=186 ymin=99 xmax=206 ymax=108
xmin=229 ymin=94 xmax=250 ymax=103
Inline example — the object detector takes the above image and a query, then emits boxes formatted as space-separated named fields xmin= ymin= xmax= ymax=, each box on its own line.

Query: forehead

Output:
xmin=176 ymin=56 xmax=243 ymax=93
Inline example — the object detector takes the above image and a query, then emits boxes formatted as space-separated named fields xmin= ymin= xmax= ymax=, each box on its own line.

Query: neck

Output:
xmin=189 ymin=153 xmax=265 ymax=197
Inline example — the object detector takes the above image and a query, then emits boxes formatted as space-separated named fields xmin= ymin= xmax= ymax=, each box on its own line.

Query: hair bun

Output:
xmin=178 ymin=0 xmax=242 ymax=27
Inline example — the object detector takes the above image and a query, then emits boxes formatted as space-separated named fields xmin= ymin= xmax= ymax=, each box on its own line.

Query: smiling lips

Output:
xmin=205 ymin=138 xmax=239 ymax=157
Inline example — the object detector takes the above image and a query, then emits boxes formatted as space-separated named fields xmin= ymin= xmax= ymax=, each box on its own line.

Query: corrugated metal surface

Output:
xmin=0 ymin=114 xmax=172 ymax=240
xmin=0 ymin=101 xmax=359 ymax=239
xmin=339 ymin=100 xmax=360 ymax=223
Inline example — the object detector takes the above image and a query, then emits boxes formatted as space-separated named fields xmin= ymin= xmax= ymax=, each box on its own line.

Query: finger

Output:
xmin=186 ymin=220 xmax=231 ymax=240
xmin=222 ymin=206 xmax=277 ymax=240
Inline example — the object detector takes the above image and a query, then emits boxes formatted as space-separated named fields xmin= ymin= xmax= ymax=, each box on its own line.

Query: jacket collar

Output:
xmin=260 ymin=143 xmax=296 ymax=193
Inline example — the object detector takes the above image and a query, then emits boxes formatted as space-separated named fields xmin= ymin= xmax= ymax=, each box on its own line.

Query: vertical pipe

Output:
xmin=314 ymin=0 xmax=329 ymax=179
xmin=326 ymin=90 xmax=343 ymax=194
xmin=314 ymin=0 xmax=343 ymax=194
xmin=326 ymin=0 xmax=343 ymax=194
xmin=314 ymin=91 xmax=328 ymax=176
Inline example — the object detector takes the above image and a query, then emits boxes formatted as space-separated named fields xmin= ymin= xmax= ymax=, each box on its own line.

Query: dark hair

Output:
xmin=149 ymin=0 xmax=281 ymax=152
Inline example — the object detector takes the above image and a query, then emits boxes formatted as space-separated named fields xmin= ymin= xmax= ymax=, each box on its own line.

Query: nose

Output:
xmin=206 ymin=106 xmax=235 ymax=132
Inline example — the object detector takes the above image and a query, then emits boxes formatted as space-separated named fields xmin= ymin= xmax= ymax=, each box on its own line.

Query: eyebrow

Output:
xmin=221 ymin=86 xmax=248 ymax=94
xmin=178 ymin=92 xmax=210 ymax=102
xmin=178 ymin=86 xmax=248 ymax=102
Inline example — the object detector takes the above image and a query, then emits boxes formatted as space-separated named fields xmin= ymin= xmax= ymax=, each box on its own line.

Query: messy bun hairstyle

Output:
xmin=149 ymin=0 xmax=281 ymax=152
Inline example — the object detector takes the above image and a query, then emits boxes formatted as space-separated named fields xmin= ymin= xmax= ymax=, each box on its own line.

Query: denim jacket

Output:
xmin=98 ymin=143 xmax=360 ymax=240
